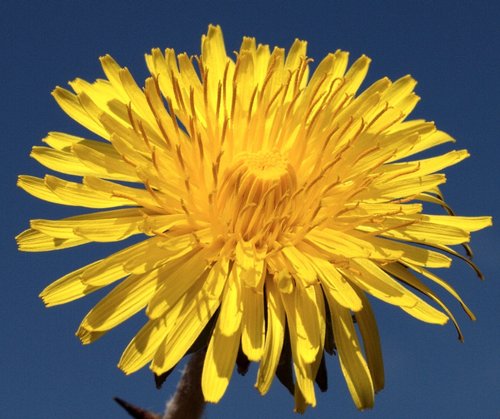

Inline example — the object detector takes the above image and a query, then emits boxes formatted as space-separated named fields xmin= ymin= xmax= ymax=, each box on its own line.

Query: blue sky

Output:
xmin=2 ymin=1 xmax=499 ymax=418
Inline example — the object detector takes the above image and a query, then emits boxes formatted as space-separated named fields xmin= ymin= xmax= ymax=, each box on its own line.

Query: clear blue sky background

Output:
xmin=2 ymin=1 xmax=499 ymax=418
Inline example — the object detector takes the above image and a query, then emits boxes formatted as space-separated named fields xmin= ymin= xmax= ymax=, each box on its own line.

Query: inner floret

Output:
xmin=215 ymin=150 xmax=299 ymax=246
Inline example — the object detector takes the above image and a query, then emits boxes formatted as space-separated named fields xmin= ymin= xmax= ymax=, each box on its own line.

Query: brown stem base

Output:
xmin=115 ymin=350 xmax=207 ymax=419
xmin=163 ymin=349 xmax=207 ymax=419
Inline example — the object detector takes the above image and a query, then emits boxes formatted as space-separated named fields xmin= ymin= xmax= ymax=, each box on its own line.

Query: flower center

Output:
xmin=215 ymin=150 xmax=297 ymax=245
xmin=244 ymin=151 xmax=289 ymax=181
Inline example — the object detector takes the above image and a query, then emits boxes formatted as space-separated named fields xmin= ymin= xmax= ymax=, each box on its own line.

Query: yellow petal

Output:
xmin=37 ymin=175 xmax=135 ymax=208
xmin=145 ymin=48 xmax=180 ymax=113
xmin=241 ymin=285 xmax=265 ymax=361
xmin=42 ymin=131 xmax=97 ymax=151
xmin=118 ymin=67 xmax=158 ymax=130
xmin=422 ymin=242 xmax=484 ymax=279
xmin=359 ymin=216 xmax=471 ymax=246
xmin=99 ymin=54 xmax=127 ymax=98
xmin=143 ymin=76 xmax=184 ymax=148
xmin=76 ymin=328 xmax=106 ymax=345
xmin=233 ymin=50 xmax=255 ymax=116
xmin=352 ymin=288 xmax=385 ymax=392
xmin=235 ymin=240 xmax=266 ymax=288
xmin=382 ymin=75 xmax=417 ymax=110
xmin=119 ymin=317 xmax=168 ymax=374
xmin=16 ymin=228 xmax=89 ymax=252
xmin=282 ymin=245 xmax=317 ymax=285
xmin=201 ymin=313 xmax=242 ymax=402
xmin=177 ymin=53 xmax=203 ymax=96
xmin=307 ymin=253 xmax=363 ymax=311
xmin=151 ymin=260 xmax=228 ymax=373
xmin=202 ymin=24 xmax=229 ymax=81
xmin=255 ymin=44 xmax=272 ymax=87
xmin=280 ymin=290 xmax=317 ymax=407
xmin=102 ymin=117 xmax=151 ymax=159
xmin=80 ymin=270 xmax=160 ymax=332
xmin=30 ymin=146 xmax=99 ymax=178
xmin=29 ymin=208 xmax=147 ymax=242
xmin=71 ymin=142 xmax=139 ymax=182
xmin=418 ymin=214 xmax=492 ymax=232
xmin=69 ymin=77 xmax=125 ymax=121
xmin=343 ymin=55 xmax=371 ymax=96
xmin=52 ymin=87 xmax=108 ymax=138
xmin=146 ymin=250 xmax=208 ymax=319
xmin=39 ymin=262 xmax=101 ymax=306
xmin=351 ymin=258 xmax=448 ymax=324
xmin=39 ymin=132 xmax=140 ymax=182
xmin=285 ymin=38 xmax=307 ymax=72
xmin=80 ymin=237 xmax=163 ymax=286
xmin=367 ymin=236 xmax=451 ymax=268
xmin=217 ymin=266 xmax=243 ymax=336
xmin=307 ymin=53 xmax=338 ymax=91
xmin=384 ymin=263 xmax=465 ymax=340
xmin=343 ymin=258 xmax=419 ymax=308
xmin=306 ymin=228 xmax=403 ymax=260
xmin=402 ymin=263 xmax=475 ymax=321
xmin=363 ymin=174 xmax=446 ymax=200
xmin=38 ymin=132 xmax=138 ymax=182
xmin=389 ymin=127 xmax=456 ymax=161
xmin=401 ymin=299 xmax=449 ymax=325
xmin=293 ymin=284 xmax=324 ymax=363
xmin=149 ymin=294 xmax=195 ymax=373
xmin=255 ymin=277 xmax=286 ymax=395
xmin=17 ymin=175 xmax=67 ymax=205
xmin=83 ymin=176 xmax=166 ymax=213
xmin=327 ymin=295 xmax=374 ymax=410
xmin=377 ymin=150 xmax=469 ymax=183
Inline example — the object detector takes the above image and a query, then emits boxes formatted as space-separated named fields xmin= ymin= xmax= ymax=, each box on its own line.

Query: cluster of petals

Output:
xmin=18 ymin=25 xmax=491 ymax=412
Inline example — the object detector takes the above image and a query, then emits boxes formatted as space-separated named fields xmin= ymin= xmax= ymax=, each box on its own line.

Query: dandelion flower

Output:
xmin=18 ymin=25 xmax=491 ymax=412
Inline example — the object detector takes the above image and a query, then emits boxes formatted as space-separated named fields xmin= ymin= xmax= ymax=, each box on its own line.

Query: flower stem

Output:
xmin=163 ymin=350 xmax=207 ymax=419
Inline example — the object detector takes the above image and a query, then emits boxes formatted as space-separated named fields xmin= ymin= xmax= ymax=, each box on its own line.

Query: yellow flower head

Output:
xmin=18 ymin=25 xmax=491 ymax=412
